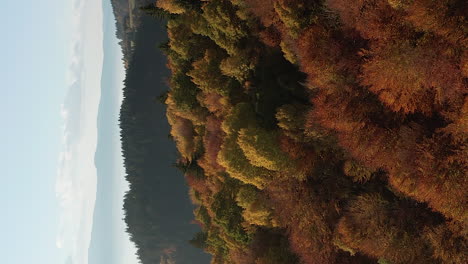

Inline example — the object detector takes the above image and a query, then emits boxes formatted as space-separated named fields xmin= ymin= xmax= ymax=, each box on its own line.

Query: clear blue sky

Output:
xmin=1 ymin=0 xmax=74 ymax=263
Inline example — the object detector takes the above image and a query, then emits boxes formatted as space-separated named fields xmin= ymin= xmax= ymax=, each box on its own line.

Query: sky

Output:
xmin=0 ymin=0 xmax=137 ymax=263
xmin=55 ymin=0 xmax=102 ymax=263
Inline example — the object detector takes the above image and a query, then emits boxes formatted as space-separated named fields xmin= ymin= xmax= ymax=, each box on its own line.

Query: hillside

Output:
xmin=118 ymin=14 xmax=212 ymax=263
xmin=110 ymin=0 xmax=153 ymax=64
xmin=119 ymin=0 xmax=467 ymax=264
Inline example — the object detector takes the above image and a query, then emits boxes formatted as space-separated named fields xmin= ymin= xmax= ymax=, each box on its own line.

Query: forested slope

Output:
xmin=119 ymin=15 xmax=211 ymax=264
xmin=110 ymin=0 xmax=153 ymax=64
xmin=154 ymin=0 xmax=467 ymax=263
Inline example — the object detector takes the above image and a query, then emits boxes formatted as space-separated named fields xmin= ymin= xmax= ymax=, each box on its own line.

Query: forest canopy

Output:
xmin=120 ymin=0 xmax=467 ymax=263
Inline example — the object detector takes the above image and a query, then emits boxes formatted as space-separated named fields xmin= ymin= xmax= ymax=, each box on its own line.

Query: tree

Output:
xmin=237 ymin=126 xmax=294 ymax=173
xmin=140 ymin=3 xmax=171 ymax=20
xmin=166 ymin=112 xmax=196 ymax=159
xmin=336 ymin=193 xmax=437 ymax=264
xmin=361 ymin=39 xmax=464 ymax=115
xmin=124 ymin=1 xmax=468 ymax=263
xmin=220 ymin=52 xmax=256 ymax=82
xmin=423 ymin=221 xmax=468 ymax=264
xmin=188 ymin=48 xmax=235 ymax=96
xmin=236 ymin=185 xmax=277 ymax=227
xmin=156 ymin=0 xmax=187 ymax=14
xmin=218 ymin=134 xmax=271 ymax=189
xmin=276 ymin=103 xmax=308 ymax=141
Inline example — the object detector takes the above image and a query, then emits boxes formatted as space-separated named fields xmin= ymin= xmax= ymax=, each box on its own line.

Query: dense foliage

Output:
xmin=122 ymin=0 xmax=467 ymax=263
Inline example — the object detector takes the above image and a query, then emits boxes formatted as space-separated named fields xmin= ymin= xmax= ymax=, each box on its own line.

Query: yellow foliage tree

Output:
xmin=236 ymin=186 xmax=278 ymax=227
xmin=220 ymin=56 xmax=251 ymax=82
xmin=221 ymin=103 xmax=256 ymax=136
xmin=166 ymin=111 xmax=197 ymax=159
xmin=188 ymin=49 xmax=235 ymax=96
xmin=237 ymin=126 xmax=292 ymax=172
xmin=156 ymin=0 xmax=186 ymax=14
xmin=218 ymin=135 xmax=271 ymax=189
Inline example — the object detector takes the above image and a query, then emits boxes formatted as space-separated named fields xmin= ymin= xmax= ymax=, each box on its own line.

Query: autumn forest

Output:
xmin=118 ymin=0 xmax=467 ymax=263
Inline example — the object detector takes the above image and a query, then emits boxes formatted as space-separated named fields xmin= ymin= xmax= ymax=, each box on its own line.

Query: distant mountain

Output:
xmin=87 ymin=1 xmax=123 ymax=264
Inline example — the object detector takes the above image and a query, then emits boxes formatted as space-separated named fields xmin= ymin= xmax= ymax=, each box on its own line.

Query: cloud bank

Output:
xmin=56 ymin=0 xmax=103 ymax=263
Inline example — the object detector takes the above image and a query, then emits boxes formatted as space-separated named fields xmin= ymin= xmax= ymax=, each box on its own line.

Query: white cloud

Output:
xmin=56 ymin=0 xmax=103 ymax=263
